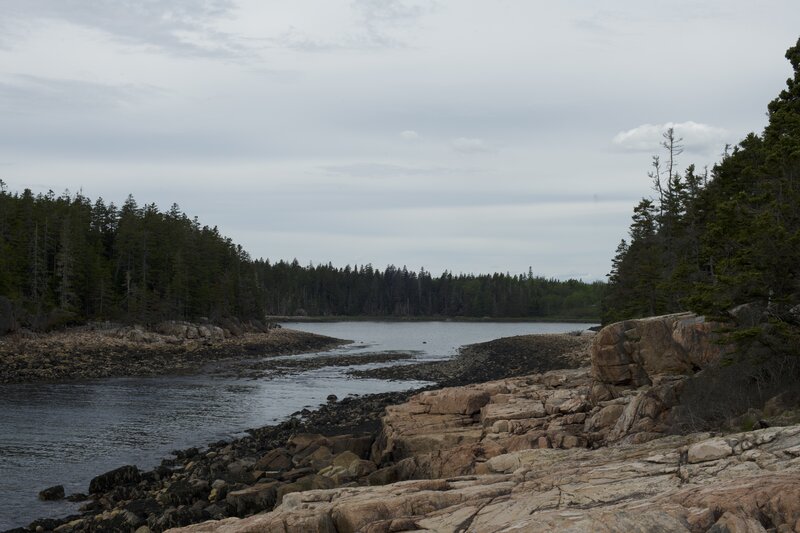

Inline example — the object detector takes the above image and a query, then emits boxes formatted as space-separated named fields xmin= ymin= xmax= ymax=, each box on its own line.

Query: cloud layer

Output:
xmin=1 ymin=1 xmax=799 ymax=279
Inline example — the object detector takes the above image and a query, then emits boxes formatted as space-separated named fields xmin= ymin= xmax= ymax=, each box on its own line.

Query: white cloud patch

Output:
xmin=400 ymin=130 xmax=420 ymax=140
xmin=452 ymin=137 xmax=490 ymax=154
xmin=612 ymin=121 xmax=730 ymax=155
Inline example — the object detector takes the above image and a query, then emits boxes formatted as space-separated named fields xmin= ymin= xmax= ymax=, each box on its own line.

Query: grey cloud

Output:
xmin=0 ymin=74 xmax=165 ymax=114
xmin=353 ymin=0 xmax=431 ymax=46
xmin=269 ymin=0 xmax=433 ymax=51
xmin=267 ymin=27 xmax=343 ymax=53
xmin=322 ymin=162 xmax=462 ymax=178
xmin=572 ymin=9 xmax=636 ymax=38
xmin=452 ymin=137 xmax=491 ymax=154
xmin=574 ymin=2 xmax=730 ymax=33
xmin=353 ymin=0 xmax=429 ymax=26
xmin=1 ymin=0 xmax=244 ymax=58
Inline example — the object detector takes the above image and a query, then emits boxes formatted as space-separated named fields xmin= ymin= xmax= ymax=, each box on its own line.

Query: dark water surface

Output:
xmin=0 ymin=321 xmax=593 ymax=529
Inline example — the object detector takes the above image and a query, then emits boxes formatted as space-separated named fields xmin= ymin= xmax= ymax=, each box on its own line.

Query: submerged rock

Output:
xmin=37 ymin=484 xmax=65 ymax=501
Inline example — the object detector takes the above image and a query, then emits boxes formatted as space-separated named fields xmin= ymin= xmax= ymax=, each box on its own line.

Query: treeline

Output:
xmin=0 ymin=185 xmax=602 ymax=329
xmin=0 ymin=189 xmax=264 ymax=328
xmin=603 ymin=38 xmax=800 ymax=325
xmin=254 ymin=262 xmax=602 ymax=319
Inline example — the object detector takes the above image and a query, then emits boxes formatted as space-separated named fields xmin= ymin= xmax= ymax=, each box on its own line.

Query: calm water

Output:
xmin=0 ymin=321 xmax=593 ymax=530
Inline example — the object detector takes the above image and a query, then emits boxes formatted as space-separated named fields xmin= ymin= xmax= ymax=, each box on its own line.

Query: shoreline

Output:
xmin=0 ymin=326 xmax=347 ymax=384
xmin=6 ymin=332 xmax=587 ymax=532
xmin=273 ymin=315 xmax=600 ymax=324
xmin=350 ymin=332 xmax=592 ymax=385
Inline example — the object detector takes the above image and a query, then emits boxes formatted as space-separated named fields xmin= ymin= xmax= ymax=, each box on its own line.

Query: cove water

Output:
xmin=0 ymin=321 xmax=593 ymax=529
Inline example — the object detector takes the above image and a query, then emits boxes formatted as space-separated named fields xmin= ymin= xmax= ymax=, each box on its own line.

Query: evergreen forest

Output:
xmin=0 ymin=185 xmax=602 ymax=329
xmin=602 ymin=38 xmax=800 ymax=329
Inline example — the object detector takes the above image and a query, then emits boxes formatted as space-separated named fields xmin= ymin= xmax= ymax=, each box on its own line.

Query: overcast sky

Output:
xmin=1 ymin=2 xmax=799 ymax=280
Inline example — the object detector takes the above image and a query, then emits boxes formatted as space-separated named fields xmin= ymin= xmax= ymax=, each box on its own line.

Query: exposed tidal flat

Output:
xmin=0 ymin=321 xmax=591 ymax=531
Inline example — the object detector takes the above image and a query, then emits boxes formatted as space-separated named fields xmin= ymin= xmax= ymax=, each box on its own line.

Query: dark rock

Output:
xmin=28 ymin=518 xmax=62 ymax=531
xmin=204 ymin=502 xmax=229 ymax=520
xmin=327 ymin=394 xmax=338 ymax=403
xmin=225 ymin=459 xmax=256 ymax=484
xmin=89 ymin=465 xmax=141 ymax=494
xmin=85 ymin=509 xmax=138 ymax=531
xmin=149 ymin=504 xmax=208 ymax=531
xmin=79 ymin=499 xmax=104 ymax=513
xmin=38 ymin=484 xmax=65 ymax=501
xmin=161 ymin=479 xmax=210 ymax=506
xmin=125 ymin=497 xmax=162 ymax=518
xmin=66 ymin=492 xmax=88 ymax=502
xmin=106 ymin=484 xmax=138 ymax=503
xmin=172 ymin=446 xmax=200 ymax=460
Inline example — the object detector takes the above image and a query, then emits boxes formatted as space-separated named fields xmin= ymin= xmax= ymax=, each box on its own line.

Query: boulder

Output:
xmin=254 ymin=448 xmax=293 ymax=472
xmin=38 ymin=484 xmax=65 ymax=501
xmin=287 ymin=434 xmax=330 ymax=456
xmin=416 ymin=387 xmax=491 ymax=415
xmin=225 ymin=481 xmax=280 ymax=517
xmin=687 ymin=438 xmax=732 ymax=463
xmin=89 ymin=465 xmax=141 ymax=494
xmin=160 ymin=479 xmax=210 ymax=506
xmin=591 ymin=313 xmax=729 ymax=388
xmin=156 ymin=321 xmax=189 ymax=338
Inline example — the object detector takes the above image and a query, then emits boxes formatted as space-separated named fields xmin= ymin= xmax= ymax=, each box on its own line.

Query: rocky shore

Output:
xmin=5 ymin=330 xmax=589 ymax=532
xmin=0 ymin=321 xmax=346 ymax=383
xmin=350 ymin=332 xmax=592 ymax=385
xmin=163 ymin=312 xmax=799 ymax=533
xmin=10 ymin=313 xmax=800 ymax=532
